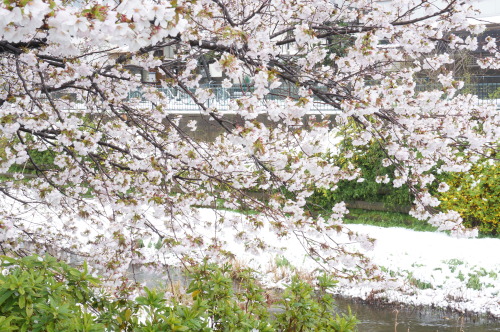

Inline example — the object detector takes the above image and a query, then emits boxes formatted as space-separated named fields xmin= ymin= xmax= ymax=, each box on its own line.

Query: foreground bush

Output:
xmin=0 ymin=255 xmax=106 ymax=331
xmin=0 ymin=255 xmax=357 ymax=331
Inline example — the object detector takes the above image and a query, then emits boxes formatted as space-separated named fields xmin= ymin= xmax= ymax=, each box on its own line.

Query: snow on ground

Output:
xmin=2 ymin=198 xmax=499 ymax=317
xmin=335 ymin=224 xmax=500 ymax=317
xmin=190 ymin=209 xmax=500 ymax=317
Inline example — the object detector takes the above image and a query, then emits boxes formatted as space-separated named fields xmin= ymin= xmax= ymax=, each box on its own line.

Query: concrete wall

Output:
xmin=168 ymin=113 xmax=339 ymax=142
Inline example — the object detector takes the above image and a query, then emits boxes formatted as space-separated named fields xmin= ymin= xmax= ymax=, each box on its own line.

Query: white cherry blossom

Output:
xmin=0 ymin=0 xmax=498 ymax=285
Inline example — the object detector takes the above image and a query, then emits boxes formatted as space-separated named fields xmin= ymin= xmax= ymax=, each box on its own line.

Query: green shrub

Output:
xmin=309 ymin=137 xmax=413 ymax=213
xmin=188 ymin=262 xmax=357 ymax=331
xmin=186 ymin=262 xmax=273 ymax=331
xmin=7 ymin=149 xmax=58 ymax=174
xmin=274 ymin=274 xmax=357 ymax=332
xmin=0 ymin=133 xmax=58 ymax=175
xmin=0 ymin=255 xmax=358 ymax=331
xmin=487 ymin=86 xmax=500 ymax=100
xmin=0 ymin=254 xmax=106 ymax=332
xmin=437 ymin=161 xmax=500 ymax=235
xmin=308 ymin=133 xmax=499 ymax=237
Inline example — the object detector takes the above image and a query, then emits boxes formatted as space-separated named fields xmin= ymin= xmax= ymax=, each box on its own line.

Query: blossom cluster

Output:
xmin=0 ymin=0 xmax=498 ymax=282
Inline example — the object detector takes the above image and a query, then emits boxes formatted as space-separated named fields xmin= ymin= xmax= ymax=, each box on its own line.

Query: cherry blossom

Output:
xmin=0 ymin=0 xmax=498 ymax=283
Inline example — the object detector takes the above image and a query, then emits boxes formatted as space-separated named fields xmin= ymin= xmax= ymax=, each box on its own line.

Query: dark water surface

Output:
xmin=131 ymin=266 xmax=500 ymax=331
xmin=335 ymin=297 xmax=500 ymax=332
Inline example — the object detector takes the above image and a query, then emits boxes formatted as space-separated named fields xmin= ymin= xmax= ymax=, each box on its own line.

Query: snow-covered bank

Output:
xmin=189 ymin=210 xmax=500 ymax=317
xmin=2 ymin=199 xmax=499 ymax=317
xmin=334 ymin=224 xmax=500 ymax=317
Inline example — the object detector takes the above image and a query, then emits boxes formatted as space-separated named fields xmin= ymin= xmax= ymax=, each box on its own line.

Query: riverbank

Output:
xmin=332 ymin=224 xmax=500 ymax=317
xmin=189 ymin=209 xmax=500 ymax=318
xmin=3 ymin=197 xmax=499 ymax=318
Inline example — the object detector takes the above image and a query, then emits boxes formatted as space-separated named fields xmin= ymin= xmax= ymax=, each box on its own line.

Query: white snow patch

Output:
xmin=2 ymin=194 xmax=499 ymax=317
xmin=334 ymin=225 xmax=500 ymax=317
xmin=185 ymin=210 xmax=500 ymax=317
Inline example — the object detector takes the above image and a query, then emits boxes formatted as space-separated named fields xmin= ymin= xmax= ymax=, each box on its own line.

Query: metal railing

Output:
xmin=126 ymin=83 xmax=340 ymax=113
xmin=126 ymin=80 xmax=500 ymax=112
xmin=414 ymin=79 xmax=500 ymax=105
xmin=48 ymin=79 xmax=500 ymax=113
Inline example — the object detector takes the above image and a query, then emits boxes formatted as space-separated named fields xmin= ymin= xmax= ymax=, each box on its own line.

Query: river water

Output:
xmin=334 ymin=297 xmax=500 ymax=332
xmin=131 ymin=267 xmax=500 ymax=331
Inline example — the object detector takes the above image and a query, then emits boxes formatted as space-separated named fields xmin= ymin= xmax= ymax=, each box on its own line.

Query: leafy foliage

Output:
xmin=7 ymin=149 xmax=57 ymax=174
xmin=186 ymin=262 xmax=273 ymax=331
xmin=437 ymin=161 xmax=500 ymax=235
xmin=0 ymin=254 xmax=105 ymax=332
xmin=311 ymin=134 xmax=499 ymax=236
xmin=273 ymin=274 xmax=357 ymax=332
xmin=188 ymin=261 xmax=357 ymax=331
xmin=0 ymin=255 xmax=358 ymax=331
xmin=309 ymin=137 xmax=414 ymax=213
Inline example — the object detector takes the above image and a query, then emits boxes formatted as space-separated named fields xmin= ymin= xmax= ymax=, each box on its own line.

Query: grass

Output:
xmin=209 ymin=199 xmax=500 ymax=238
xmin=344 ymin=209 xmax=500 ymax=238
xmin=445 ymin=259 xmax=465 ymax=273
xmin=466 ymin=273 xmax=483 ymax=291
xmin=343 ymin=209 xmax=439 ymax=232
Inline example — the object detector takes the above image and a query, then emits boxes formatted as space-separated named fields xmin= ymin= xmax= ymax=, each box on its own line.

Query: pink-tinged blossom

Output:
xmin=0 ymin=0 xmax=497 ymax=291
xmin=437 ymin=182 xmax=450 ymax=193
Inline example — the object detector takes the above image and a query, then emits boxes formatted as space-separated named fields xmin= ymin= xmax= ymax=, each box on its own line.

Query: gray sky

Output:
xmin=474 ymin=0 xmax=500 ymax=22
xmin=374 ymin=0 xmax=500 ymax=22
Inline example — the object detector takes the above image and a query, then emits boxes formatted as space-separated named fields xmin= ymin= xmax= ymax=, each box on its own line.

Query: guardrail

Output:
xmin=127 ymin=84 xmax=340 ymax=113
xmin=127 ymin=81 xmax=500 ymax=112
xmin=52 ymin=80 xmax=500 ymax=113
xmin=414 ymin=81 xmax=500 ymax=105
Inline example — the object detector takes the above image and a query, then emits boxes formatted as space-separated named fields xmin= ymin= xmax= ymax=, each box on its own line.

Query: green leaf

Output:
xmin=69 ymin=269 xmax=80 ymax=277
xmin=26 ymin=303 xmax=33 ymax=318
xmin=124 ymin=308 xmax=132 ymax=321
xmin=0 ymin=256 xmax=16 ymax=266
xmin=0 ymin=290 xmax=14 ymax=307
xmin=18 ymin=295 xmax=25 ymax=309
xmin=76 ymin=290 xmax=83 ymax=301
